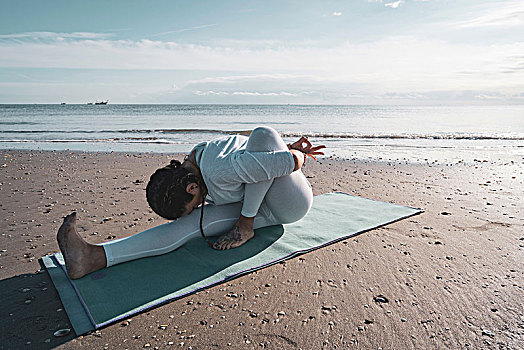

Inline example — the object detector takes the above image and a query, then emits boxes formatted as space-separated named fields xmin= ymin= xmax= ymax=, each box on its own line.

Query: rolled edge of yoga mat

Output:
xmin=41 ymin=254 xmax=96 ymax=335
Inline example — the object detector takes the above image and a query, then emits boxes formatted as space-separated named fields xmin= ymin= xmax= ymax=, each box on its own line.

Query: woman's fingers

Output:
xmin=294 ymin=136 xmax=307 ymax=145
xmin=301 ymin=137 xmax=312 ymax=148
xmin=290 ymin=137 xmax=326 ymax=160
xmin=307 ymin=145 xmax=326 ymax=157
xmin=306 ymin=154 xmax=317 ymax=161
xmin=309 ymin=145 xmax=326 ymax=153
xmin=292 ymin=137 xmax=311 ymax=153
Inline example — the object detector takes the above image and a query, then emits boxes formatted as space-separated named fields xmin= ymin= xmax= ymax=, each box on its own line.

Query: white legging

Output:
xmin=102 ymin=127 xmax=313 ymax=267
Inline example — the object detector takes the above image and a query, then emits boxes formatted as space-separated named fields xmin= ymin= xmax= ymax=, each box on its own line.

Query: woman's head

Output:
xmin=146 ymin=159 xmax=203 ymax=220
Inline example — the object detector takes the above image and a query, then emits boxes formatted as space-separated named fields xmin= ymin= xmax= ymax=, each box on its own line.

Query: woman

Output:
xmin=57 ymin=126 xmax=325 ymax=279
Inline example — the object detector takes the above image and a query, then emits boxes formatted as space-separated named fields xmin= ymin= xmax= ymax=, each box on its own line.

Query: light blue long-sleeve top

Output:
xmin=193 ymin=135 xmax=295 ymax=208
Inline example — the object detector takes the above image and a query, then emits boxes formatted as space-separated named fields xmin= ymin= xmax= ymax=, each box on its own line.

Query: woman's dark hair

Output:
xmin=146 ymin=159 xmax=201 ymax=220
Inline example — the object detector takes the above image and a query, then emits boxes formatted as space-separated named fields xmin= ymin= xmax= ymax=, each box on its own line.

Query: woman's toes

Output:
xmin=213 ymin=237 xmax=226 ymax=250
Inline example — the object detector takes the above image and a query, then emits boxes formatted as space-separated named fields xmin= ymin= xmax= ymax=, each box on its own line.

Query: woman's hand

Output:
xmin=288 ymin=136 xmax=326 ymax=160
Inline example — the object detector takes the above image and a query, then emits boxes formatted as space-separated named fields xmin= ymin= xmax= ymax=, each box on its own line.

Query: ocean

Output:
xmin=1 ymin=104 xmax=522 ymax=164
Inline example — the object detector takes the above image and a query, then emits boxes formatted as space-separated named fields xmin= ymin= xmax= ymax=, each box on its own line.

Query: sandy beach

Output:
xmin=0 ymin=150 xmax=522 ymax=349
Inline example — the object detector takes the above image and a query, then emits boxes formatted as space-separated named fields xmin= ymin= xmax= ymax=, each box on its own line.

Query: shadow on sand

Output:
xmin=0 ymin=262 xmax=75 ymax=349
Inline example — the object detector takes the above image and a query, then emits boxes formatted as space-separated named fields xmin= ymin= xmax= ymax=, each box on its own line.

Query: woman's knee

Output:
xmin=273 ymin=194 xmax=312 ymax=224
xmin=265 ymin=175 xmax=313 ymax=224
xmin=251 ymin=126 xmax=278 ymax=139
xmin=247 ymin=126 xmax=287 ymax=152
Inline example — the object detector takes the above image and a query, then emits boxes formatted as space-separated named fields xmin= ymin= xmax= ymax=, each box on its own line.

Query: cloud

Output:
xmin=185 ymin=87 xmax=524 ymax=104
xmin=456 ymin=2 xmax=524 ymax=28
xmin=194 ymin=90 xmax=301 ymax=97
xmin=0 ymin=31 xmax=112 ymax=40
xmin=332 ymin=12 xmax=343 ymax=16
xmin=148 ymin=24 xmax=218 ymax=38
xmin=194 ymin=90 xmax=229 ymax=96
xmin=187 ymin=74 xmax=313 ymax=85
xmin=375 ymin=90 xmax=524 ymax=102
xmin=385 ymin=0 xmax=404 ymax=9
xmin=232 ymin=91 xmax=299 ymax=96
xmin=474 ymin=92 xmax=506 ymax=100
xmin=0 ymin=32 xmax=523 ymax=101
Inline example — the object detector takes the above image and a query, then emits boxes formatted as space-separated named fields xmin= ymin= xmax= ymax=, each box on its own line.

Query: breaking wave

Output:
xmin=1 ymin=128 xmax=522 ymax=140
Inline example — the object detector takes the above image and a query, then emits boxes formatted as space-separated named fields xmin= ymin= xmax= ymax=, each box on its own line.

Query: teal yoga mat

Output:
xmin=42 ymin=192 xmax=422 ymax=335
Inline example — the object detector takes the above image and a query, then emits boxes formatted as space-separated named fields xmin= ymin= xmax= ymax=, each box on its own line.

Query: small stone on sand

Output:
xmin=53 ymin=329 xmax=70 ymax=337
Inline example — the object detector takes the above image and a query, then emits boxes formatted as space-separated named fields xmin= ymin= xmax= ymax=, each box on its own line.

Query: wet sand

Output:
xmin=0 ymin=150 xmax=522 ymax=349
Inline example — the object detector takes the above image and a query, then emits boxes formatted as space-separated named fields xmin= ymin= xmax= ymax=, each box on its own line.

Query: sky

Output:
xmin=0 ymin=0 xmax=523 ymax=104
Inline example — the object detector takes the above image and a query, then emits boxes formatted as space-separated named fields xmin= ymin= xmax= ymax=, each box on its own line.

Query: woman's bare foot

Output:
xmin=56 ymin=212 xmax=106 ymax=279
xmin=213 ymin=226 xmax=255 ymax=250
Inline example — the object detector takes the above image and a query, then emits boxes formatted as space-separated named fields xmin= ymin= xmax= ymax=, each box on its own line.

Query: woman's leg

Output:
xmin=102 ymin=202 xmax=242 ymax=266
xmin=263 ymin=171 xmax=313 ymax=224
xmin=243 ymin=126 xmax=312 ymax=224
xmin=241 ymin=126 xmax=289 ymax=217
xmin=57 ymin=202 xmax=243 ymax=279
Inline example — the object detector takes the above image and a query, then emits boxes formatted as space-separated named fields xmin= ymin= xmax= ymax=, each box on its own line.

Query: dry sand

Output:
xmin=0 ymin=150 xmax=522 ymax=349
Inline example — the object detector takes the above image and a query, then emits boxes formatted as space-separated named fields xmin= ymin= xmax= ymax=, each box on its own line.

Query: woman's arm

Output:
xmin=233 ymin=137 xmax=325 ymax=184
xmin=232 ymin=150 xmax=297 ymax=184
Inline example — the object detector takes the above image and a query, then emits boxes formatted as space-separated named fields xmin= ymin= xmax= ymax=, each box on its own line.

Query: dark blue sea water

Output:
xmin=1 ymin=104 xmax=522 ymax=163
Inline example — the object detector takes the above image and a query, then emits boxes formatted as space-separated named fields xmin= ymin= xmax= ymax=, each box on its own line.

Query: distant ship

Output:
xmin=88 ymin=100 xmax=109 ymax=105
